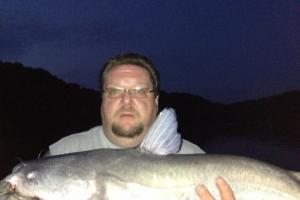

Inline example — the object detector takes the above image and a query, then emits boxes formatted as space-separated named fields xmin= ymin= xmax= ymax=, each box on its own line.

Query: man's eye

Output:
xmin=136 ymin=89 xmax=147 ymax=94
xmin=110 ymin=89 xmax=122 ymax=95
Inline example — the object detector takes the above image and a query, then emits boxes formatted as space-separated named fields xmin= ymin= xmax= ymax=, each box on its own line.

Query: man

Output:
xmin=48 ymin=53 xmax=235 ymax=200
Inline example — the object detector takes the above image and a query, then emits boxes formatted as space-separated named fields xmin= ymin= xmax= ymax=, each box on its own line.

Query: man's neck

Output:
xmin=104 ymin=131 xmax=146 ymax=148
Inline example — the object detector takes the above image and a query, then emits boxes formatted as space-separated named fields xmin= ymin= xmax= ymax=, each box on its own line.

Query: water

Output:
xmin=1 ymin=136 xmax=299 ymax=179
xmin=203 ymin=136 xmax=300 ymax=171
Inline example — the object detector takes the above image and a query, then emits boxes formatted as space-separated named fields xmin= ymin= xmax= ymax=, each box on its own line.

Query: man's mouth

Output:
xmin=120 ymin=113 xmax=134 ymax=118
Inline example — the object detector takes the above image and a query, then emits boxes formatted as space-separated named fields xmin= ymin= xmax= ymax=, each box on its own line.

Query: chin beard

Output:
xmin=111 ymin=123 xmax=144 ymax=138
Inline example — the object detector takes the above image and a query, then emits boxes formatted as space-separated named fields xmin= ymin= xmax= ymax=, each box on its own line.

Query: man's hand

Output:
xmin=196 ymin=177 xmax=235 ymax=200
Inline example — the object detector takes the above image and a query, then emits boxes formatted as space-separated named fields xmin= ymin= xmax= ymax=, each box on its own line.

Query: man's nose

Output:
xmin=121 ymin=91 xmax=133 ymax=104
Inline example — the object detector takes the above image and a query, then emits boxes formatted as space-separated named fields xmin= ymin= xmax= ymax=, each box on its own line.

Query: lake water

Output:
xmin=1 ymin=136 xmax=299 ymax=179
xmin=202 ymin=136 xmax=300 ymax=171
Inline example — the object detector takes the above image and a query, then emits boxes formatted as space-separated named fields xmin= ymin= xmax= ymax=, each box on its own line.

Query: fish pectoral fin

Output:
xmin=96 ymin=172 xmax=128 ymax=188
xmin=95 ymin=172 xmax=141 ymax=199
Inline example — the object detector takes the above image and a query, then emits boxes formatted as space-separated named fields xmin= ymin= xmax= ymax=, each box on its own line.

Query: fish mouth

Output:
xmin=0 ymin=179 xmax=14 ymax=194
xmin=0 ymin=180 xmax=33 ymax=200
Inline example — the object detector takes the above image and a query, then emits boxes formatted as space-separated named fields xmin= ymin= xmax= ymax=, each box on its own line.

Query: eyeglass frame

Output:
xmin=102 ymin=87 xmax=156 ymax=99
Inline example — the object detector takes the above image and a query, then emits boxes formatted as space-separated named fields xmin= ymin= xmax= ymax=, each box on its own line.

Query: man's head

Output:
xmin=100 ymin=53 xmax=160 ymax=148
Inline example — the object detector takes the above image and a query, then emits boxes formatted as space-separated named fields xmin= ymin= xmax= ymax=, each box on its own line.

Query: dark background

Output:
xmin=1 ymin=1 xmax=300 ymax=103
xmin=1 ymin=61 xmax=299 ymax=179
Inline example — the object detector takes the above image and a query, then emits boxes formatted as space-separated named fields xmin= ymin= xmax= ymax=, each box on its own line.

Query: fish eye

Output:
xmin=26 ymin=172 xmax=35 ymax=180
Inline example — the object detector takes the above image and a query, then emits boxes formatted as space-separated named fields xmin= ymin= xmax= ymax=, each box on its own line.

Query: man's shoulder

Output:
xmin=48 ymin=126 xmax=103 ymax=155
xmin=61 ymin=126 xmax=102 ymax=140
xmin=178 ymin=139 xmax=205 ymax=154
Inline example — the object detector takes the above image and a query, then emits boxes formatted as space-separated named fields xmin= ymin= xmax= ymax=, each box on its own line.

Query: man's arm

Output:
xmin=197 ymin=177 xmax=236 ymax=200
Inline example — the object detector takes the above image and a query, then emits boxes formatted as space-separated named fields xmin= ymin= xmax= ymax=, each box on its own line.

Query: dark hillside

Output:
xmin=1 ymin=61 xmax=300 ymax=177
xmin=0 ymin=62 xmax=100 ymax=177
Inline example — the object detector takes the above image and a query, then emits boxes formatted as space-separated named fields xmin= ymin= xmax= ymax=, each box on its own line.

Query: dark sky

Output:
xmin=1 ymin=0 xmax=299 ymax=103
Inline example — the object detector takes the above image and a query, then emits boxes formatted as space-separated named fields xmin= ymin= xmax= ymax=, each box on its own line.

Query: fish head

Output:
xmin=4 ymin=161 xmax=98 ymax=200
xmin=4 ymin=161 xmax=57 ymax=198
xmin=4 ymin=162 xmax=50 ymax=198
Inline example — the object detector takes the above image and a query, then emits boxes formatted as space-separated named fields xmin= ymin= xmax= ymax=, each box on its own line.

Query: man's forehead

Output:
xmin=106 ymin=64 xmax=151 ymax=81
xmin=109 ymin=64 xmax=147 ymax=73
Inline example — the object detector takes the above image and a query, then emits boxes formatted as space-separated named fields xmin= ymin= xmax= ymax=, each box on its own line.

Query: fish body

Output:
xmin=2 ymin=108 xmax=300 ymax=199
xmin=4 ymin=149 xmax=300 ymax=200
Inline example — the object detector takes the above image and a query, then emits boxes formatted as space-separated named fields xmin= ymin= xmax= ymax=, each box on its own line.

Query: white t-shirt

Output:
xmin=49 ymin=126 xmax=205 ymax=156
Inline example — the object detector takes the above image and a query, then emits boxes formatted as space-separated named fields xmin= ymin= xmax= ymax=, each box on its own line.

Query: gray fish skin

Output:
xmin=2 ymin=149 xmax=300 ymax=200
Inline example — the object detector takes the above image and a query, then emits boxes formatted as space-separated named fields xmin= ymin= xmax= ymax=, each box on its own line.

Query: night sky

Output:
xmin=1 ymin=0 xmax=299 ymax=103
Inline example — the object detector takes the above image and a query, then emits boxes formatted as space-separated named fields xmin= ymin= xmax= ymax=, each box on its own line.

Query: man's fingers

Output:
xmin=196 ymin=185 xmax=215 ymax=200
xmin=196 ymin=177 xmax=236 ymax=200
xmin=216 ymin=177 xmax=236 ymax=200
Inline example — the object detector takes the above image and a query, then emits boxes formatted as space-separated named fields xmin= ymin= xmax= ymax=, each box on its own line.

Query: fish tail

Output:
xmin=138 ymin=108 xmax=181 ymax=155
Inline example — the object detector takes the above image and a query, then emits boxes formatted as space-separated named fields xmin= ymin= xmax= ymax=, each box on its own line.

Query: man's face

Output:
xmin=101 ymin=64 xmax=158 ymax=147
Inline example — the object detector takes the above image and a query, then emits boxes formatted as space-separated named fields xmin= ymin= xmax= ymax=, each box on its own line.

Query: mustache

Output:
xmin=116 ymin=107 xmax=138 ymax=116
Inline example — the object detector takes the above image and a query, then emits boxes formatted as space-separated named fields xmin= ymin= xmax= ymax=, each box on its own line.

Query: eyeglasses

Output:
xmin=103 ymin=87 xmax=155 ymax=98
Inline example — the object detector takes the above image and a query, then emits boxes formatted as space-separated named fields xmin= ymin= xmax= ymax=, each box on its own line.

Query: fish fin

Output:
xmin=137 ymin=108 xmax=182 ymax=155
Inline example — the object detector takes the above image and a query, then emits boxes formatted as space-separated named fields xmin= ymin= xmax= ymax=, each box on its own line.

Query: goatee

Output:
xmin=112 ymin=123 xmax=144 ymax=138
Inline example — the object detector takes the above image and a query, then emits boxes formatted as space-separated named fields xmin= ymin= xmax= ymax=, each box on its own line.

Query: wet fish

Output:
xmin=1 ymin=108 xmax=300 ymax=200
xmin=3 ymin=147 xmax=300 ymax=200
